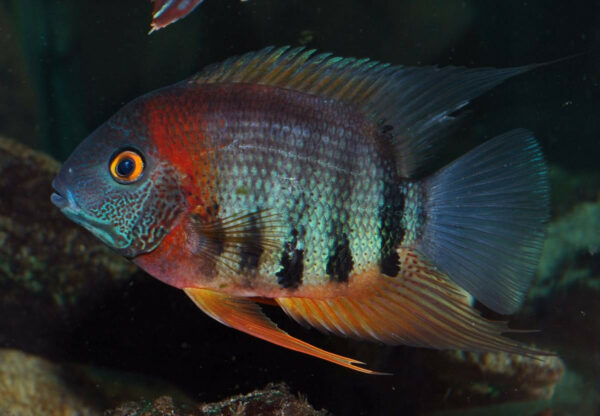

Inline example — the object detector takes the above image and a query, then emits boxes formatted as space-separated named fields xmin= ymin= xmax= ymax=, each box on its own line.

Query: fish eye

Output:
xmin=109 ymin=149 xmax=144 ymax=184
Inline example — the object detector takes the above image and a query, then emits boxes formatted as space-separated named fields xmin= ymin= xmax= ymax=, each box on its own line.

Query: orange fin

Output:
xmin=183 ymin=288 xmax=387 ymax=375
xmin=248 ymin=296 xmax=279 ymax=306
xmin=277 ymin=249 xmax=551 ymax=356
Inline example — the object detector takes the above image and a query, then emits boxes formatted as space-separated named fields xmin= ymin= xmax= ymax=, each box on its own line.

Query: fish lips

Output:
xmin=51 ymin=179 xmax=121 ymax=248
xmin=50 ymin=189 xmax=69 ymax=209
xmin=50 ymin=178 xmax=74 ymax=210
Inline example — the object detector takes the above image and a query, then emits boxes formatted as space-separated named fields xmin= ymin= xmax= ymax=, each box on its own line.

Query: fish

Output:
xmin=149 ymin=0 xmax=249 ymax=33
xmin=51 ymin=46 xmax=550 ymax=374
xmin=149 ymin=0 xmax=206 ymax=33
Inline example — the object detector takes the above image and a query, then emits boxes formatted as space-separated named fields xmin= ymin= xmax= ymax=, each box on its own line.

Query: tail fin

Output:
xmin=417 ymin=129 xmax=549 ymax=314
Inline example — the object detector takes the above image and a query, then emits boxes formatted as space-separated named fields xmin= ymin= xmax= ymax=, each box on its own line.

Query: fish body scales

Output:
xmin=167 ymin=83 xmax=399 ymax=294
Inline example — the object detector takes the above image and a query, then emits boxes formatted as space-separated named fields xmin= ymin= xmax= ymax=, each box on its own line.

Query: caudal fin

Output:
xmin=417 ymin=129 xmax=549 ymax=314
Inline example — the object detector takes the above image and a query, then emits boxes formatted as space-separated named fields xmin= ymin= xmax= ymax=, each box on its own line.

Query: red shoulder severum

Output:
xmin=52 ymin=47 xmax=552 ymax=373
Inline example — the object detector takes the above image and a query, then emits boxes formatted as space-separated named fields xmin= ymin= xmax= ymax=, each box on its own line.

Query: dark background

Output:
xmin=1 ymin=1 xmax=599 ymax=414
xmin=2 ymin=0 xmax=599 ymax=169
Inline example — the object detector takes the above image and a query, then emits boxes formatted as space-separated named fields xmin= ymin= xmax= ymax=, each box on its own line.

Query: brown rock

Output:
xmin=0 ymin=348 xmax=197 ymax=416
xmin=0 ymin=137 xmax=136 ymax=351
xmin=428 ymin=350 xmax=565 ymax=408
xmin=197 ymin=383 xmax=330 ymax=416
xmin=0 ymin=349 xmax=101 ymax=416
xmin=104 ymin=384 xmax=330 ymax=416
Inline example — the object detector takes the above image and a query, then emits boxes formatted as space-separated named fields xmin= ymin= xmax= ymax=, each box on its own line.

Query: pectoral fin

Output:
xmin=187 ymin=208 xmax=284 ymax=274
xmin=183 ymin=288 xmax=385 ymax=374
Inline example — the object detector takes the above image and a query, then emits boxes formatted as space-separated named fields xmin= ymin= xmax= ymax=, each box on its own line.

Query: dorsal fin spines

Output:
xmin=263 ymin=47 xmax=308 ymax=85
xmin=190 ymin=46 xmax=392 ymax=109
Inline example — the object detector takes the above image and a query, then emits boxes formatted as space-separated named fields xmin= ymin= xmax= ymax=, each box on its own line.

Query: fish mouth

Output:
xmin=51 ymin=179 xmax=121 ymax=248
xmin=51 ymin=179 xmax=75 ymax=210
xmin=51 ymin=191 xmax=69 ymax=209
xmin=51 ymin=179 xmax=70 ymax=208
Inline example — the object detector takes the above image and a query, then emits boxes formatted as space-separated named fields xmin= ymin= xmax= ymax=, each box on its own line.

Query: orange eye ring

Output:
xmin=109 ymin=150 xmax=144 ymax=183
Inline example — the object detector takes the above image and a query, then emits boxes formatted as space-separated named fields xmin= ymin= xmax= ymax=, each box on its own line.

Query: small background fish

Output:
xmin=149 ymin=0 xmax=249 ymax=33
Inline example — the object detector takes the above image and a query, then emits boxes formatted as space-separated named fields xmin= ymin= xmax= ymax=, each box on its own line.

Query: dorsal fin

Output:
xmin=189 ymin=46 xmax=533 ymax=176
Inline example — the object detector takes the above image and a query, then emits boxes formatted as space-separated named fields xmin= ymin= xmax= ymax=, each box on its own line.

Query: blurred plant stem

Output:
xmin=9 ymin=0 xmax=87 ymax=159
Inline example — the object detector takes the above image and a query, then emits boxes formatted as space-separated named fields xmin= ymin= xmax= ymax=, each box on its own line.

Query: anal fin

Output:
xmin=184 ymin=288 xmax=386 ymax=374
xmin=277 ymin=249 xmax=552 ymax=356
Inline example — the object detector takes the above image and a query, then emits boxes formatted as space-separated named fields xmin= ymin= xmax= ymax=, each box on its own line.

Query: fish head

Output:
xmin=51 ymin=103 xmax=187 ymax=258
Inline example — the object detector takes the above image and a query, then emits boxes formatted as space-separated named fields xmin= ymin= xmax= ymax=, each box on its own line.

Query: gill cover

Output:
xmin=52 ymin=97 xmax=186 ymax=258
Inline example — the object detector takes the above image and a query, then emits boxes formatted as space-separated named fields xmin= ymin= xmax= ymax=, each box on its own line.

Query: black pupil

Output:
xmin=116 ymin=157 xmax=135 ymax=177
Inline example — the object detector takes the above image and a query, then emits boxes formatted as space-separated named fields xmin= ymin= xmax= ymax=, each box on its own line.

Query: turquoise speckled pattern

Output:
xmin=203 ymin=84 xmax=392 ymax=289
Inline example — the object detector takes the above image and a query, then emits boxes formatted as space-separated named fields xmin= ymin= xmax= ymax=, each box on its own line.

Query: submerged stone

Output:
xmin=104 ymin=383 xmax=330 ymax=416
xmin=0 ymin=136 xmax=137 ymax=353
